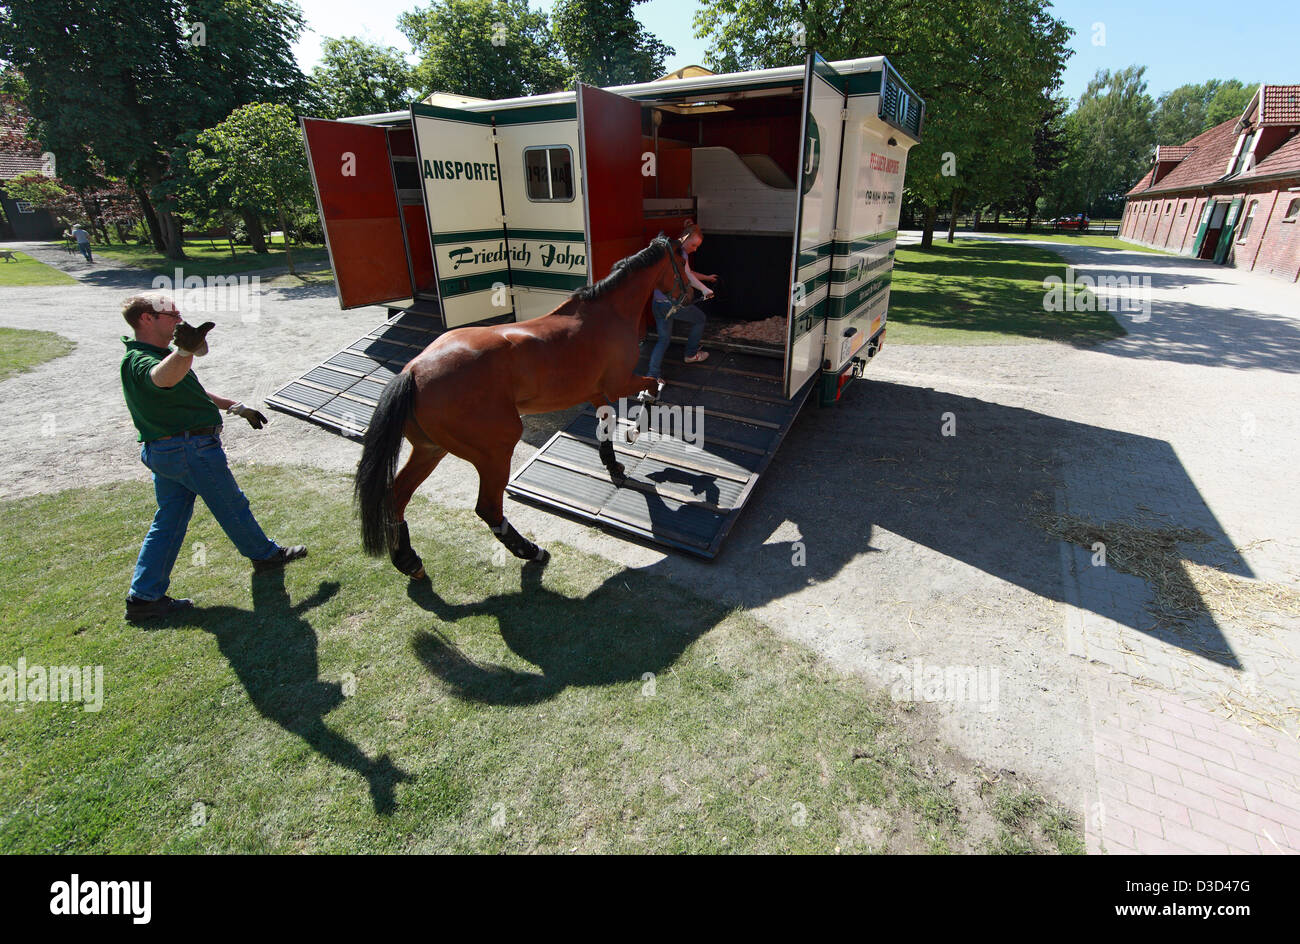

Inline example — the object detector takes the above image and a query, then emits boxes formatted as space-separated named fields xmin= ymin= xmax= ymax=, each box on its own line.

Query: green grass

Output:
xmin=0 ymin=465 xmax=1080 ymax=854
xmin=95 ymin=236 xmax=329 ymax=278
xmin=987 ymin=787 xmax=1085 ymax=855
xmin=0 ymin=251 xmax=78 ymax=287
xmin=887 ymin=239 xmax=1127 ymax=346
xmin=991 ymin=231 xmax=1176 ymax=255
xmin=0 ymin=327 xmax=75 ymax=382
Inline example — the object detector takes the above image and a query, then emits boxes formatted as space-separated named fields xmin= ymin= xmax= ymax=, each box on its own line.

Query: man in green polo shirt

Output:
xmin=120 ymin=292 xmax=306 ymax=621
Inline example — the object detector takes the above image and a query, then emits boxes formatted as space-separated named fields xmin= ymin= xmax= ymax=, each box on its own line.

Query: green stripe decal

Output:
xmin=508 ymin=229 xmax=585 ymax=242
xmin=439 ymin=270 xmax=512 ymax=298
xmin=845 ymin=72 xmax=883 ymax=97
xmin=512 ymin=271 xmax=586 ymax=291
xmin=432 ymin=229 xmax=508 ymax=245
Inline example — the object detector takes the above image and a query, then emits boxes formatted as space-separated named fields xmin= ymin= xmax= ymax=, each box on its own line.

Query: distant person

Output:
xmin=646 ymin=220 xmax=716 ymax=380
xmin=71 ymin=223 xmax=93 ymax=262
xmin=119 ymin=292 xmax=307 ymax=621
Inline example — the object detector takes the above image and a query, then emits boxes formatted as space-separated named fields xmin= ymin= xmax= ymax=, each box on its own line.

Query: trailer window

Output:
xmin=524 ymin=146 xmax=575 ymax=202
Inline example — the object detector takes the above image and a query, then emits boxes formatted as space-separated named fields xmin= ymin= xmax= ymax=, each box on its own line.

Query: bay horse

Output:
xmin=354 ymin=235 xmax=690 ymax=578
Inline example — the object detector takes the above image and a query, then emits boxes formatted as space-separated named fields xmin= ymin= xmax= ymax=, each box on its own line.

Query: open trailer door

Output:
xmin=576 ymin=83 xmax=646 ymax=282
xmin=785 ymin=54 xmax=847 ymax=399
xmin=818 ymin=59 xmax=922 ymax=395
xmin=412 ymin=103 xmax=514 ymax=327
xmin=302 ymin=118 xmax=416 ymax=309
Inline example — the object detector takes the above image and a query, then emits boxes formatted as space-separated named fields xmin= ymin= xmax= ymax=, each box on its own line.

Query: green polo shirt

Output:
xmin=120 ymin=337 xmax=222 ymax=442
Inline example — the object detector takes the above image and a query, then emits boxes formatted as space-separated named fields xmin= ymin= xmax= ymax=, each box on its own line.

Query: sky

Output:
xmin=291 ymin=0 xmax=1300 ymax=105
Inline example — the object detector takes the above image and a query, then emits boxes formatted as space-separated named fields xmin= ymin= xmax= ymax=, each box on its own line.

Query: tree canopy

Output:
xmin=307 ymin=37 xmax=418 ymax=118
xmin=0 ymin=0 xmax=307 ymax=257
xmin=551 ymin=0 xmax=673 ymax=86
xmin=399 ymin=0 xmax=569 ymax=99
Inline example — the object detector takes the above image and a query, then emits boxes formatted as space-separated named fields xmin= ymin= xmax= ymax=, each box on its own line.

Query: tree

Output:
xmin=189 ymin=103 xmax=314 ymax=273
xmin=1003 ymin=95 xmax=1069 ymax=229
xmin=1154 ymin=79 xmax=1255 ymax=144
xmin=1069 ymin=67 xmax=1155 ymax=217
xmin=0 ymin=0 xmax=307 ymax=259
xmin=307 ymin=37 xmax=418 ymax=119
xmin=399 ymin=0 xmax=570 ymax=100
xmin=693 ymin=0 xmax=1073 ymax=246
xmin=551 ymin=0 xmax=673 ymax=86
xmin=1205 ymin=80 xmax=1255 ymax=128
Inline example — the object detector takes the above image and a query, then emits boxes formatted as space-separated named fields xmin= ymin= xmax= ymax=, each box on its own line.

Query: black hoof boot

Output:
xmin=390 ymin=521 xmax=426 ymax=579
xmin=491 ymin=517 xmax=544 ymax=561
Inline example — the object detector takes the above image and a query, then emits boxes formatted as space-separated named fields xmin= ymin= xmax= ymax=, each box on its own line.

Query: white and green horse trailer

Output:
xmin=268 ymin=52 xmax=924 ymax=558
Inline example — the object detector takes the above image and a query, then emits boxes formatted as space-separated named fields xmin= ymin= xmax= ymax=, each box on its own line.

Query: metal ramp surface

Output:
xmin=507 ymin=339 xmax=811 ymax=559
xmin=265 ymin=309 xmax=444 ymax=440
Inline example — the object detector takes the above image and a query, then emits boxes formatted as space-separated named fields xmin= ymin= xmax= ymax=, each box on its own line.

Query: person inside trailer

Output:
xmin=645 ymin=220 xmax=717 ymax=379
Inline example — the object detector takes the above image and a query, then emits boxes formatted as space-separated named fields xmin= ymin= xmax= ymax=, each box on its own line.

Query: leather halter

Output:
xmin=661 ymin=238 xmax=692 ymax=318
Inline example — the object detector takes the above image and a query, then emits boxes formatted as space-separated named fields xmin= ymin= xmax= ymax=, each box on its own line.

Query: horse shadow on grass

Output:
xmin=407 ymin=558 xmax=726 ymax=706
xmin=153 ymin=571 xmax=410 ymax=814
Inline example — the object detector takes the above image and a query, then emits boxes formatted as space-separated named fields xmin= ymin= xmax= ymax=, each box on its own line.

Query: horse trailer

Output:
xmin=268 ymin=52 xmax=924 ymax=558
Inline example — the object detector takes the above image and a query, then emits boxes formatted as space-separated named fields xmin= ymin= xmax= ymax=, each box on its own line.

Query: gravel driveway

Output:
xmin=4 ymin=236 xmax=1298 ymax=848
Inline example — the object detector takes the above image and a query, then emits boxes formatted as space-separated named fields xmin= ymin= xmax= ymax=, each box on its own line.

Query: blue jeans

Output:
xmin=647 ymin=296 xmax=706 ymax=379
xmin=129 ymin=432 xmax=279 ymax=601
xmin=76 ymin=242 xmax=92 ymax=262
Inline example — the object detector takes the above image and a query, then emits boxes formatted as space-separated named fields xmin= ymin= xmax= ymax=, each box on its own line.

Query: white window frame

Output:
xmin=523 ymin=145 xmax=576 ymax=203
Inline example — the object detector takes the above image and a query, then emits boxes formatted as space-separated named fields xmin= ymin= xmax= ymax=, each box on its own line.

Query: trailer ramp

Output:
xmin=507 ymin=340 xmax=811 ymax=559
xmin=265 ymin=308 xmax=444 ymax=440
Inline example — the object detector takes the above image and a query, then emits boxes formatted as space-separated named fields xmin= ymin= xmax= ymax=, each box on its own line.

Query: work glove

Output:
xmin=226 ymin=402 xmax=268 ymax=430
xmin=172 ymin=321 xmax=215 ymax=357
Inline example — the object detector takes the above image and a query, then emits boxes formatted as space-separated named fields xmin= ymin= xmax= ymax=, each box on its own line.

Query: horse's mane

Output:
xmin=572 ymin=235 xmax=671 ymax=302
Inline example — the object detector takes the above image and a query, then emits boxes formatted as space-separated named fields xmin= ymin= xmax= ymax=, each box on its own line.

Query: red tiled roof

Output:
xmin=1261 ymin=85 xmax=1300 ymax=125
xmin=1155 ymin=145 xmax=1196 ymax=162
xmin=0 ymin=150 xmax=43 ymax=181
xmin=1126 ymin=167 xmax=1155 ymax=196
xmin=1127 ymin=119 xmax=1242 ymax=196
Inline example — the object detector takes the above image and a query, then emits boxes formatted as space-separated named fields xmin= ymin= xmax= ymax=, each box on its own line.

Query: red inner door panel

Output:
xmin=579 ymin=85 xmax=646 ymax=282
xmin=303 ymin=118 xmax=414 ymax=308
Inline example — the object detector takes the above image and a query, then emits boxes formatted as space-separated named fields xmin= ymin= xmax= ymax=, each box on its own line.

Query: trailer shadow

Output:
xmin=154 ymin=572 xmax=411 ymax=815
xmin=696 ymin=379 xmax=1249 ymax=667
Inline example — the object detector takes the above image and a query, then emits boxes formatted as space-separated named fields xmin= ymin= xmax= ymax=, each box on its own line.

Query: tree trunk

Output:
xmin=946 ymin=190 xmax=959 ymax=243
xmin=921 ymin=204 xmax=937 ymax=249
xmin=241 ymin=208 xmax=268 ymax=253
xmin=278 ymin=207 xmax=296 ymax=275
xmin=157 ymin=209 xmax=185 ymax=260
xmin=134 ymin=187 xmax=165 ymax=252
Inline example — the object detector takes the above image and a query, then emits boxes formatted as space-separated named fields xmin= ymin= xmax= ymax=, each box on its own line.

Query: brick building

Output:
xmin=0 ymin=149 xmax=61 ymax=241
xmin=1120 ymin=84 xmax=1300 ymax=283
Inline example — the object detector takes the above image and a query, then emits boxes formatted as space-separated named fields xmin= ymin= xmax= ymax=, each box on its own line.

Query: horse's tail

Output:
xmin=355 ymin=368 xmax=416 ymax=557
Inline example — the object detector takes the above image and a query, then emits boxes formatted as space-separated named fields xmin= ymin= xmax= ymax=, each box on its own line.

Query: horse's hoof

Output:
xmin=530 ymin=547 xmax=550 ymax=565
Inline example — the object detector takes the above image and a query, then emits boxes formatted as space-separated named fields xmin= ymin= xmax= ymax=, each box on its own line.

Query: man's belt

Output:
xmin=149 ymin=425 xmax=221 ymax=443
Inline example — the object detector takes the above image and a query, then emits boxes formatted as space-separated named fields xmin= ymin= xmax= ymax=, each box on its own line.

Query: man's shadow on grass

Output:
xmin=156 ymin=571 xmax=409 ymax=815
xmin=407 ymin=560 xmax=724 ymax=706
